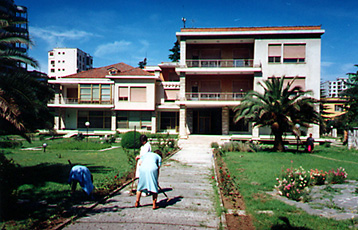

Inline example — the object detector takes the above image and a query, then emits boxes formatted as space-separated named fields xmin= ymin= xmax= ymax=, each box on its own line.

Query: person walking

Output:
xmin=306 ymin=133 xmax=315 ymax=153
xmin=135 ymin=150 xmax=162 ymax=210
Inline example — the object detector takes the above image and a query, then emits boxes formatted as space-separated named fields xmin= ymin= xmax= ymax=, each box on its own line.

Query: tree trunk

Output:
xmin=273 ymin=132 xmax=284 ymax=152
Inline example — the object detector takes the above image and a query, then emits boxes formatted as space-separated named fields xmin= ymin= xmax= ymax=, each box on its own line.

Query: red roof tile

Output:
xmin=180 ymin=25 xmax=322 ymax=32
xmin=61 ymin=62 xmax=154 ymax=78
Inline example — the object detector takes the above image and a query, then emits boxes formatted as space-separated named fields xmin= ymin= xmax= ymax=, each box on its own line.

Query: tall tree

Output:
xmin=339 ymin=64 xmax=358 ymax=127
xmin=233 ymin=76 xmax=320 ymax=152
xmin=0 ymin=3 xmax=53 ymax=141
xmin=168 ymin=40 xmax=180 ymax=62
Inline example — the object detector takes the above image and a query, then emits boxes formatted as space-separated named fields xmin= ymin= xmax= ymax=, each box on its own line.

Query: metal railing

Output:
xmin=48 ymin=97 xmax=113 ymax=104
xmin=186 ymin=59 xmax=254 ymax=68
xmin=185 ymin=92 xmax=246 ymax=101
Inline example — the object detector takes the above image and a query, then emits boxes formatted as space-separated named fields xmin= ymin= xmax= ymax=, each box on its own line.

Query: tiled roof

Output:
xmin=61 ymin=62 xmax=154 ymax=78
xmin=181 ymin=25 xmax=322 ymax=32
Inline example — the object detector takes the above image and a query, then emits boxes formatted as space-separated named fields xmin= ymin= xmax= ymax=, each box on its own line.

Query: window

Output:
xmin=50 ymin=52 xmax=54 ymax=56
xmin=335 ymin=105 xmax=344 ymax=112
xmin=77 ymin=110 xmax=111 ymax=129
xmin=130 ymin=87 xmax=146 ymax=102
xmin=165 ymin=89 xmax=179 ymax=102
xmin=268 ymin=44 xmax=281 ymax=63
xmin=160 ymin=112 xmax=179 ymax=130
xmin=116 ymin=111 xmax=151 ymax=129
xmin=118 ymin=87 xmax=128 ymax=101
xmin=229 ymin=110 xmax=249 ymax=132
xmin=50 ymin=69 xmax=55 ymax=73
xmin=283 ymin=44 xmax=306 ymax=63
xmin=51 ymin=60 xmax=55 ymax=65
xmin=79 ymin=84 xmax=112 ymax=103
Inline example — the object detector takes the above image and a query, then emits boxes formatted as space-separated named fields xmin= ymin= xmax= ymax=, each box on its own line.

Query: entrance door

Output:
xmin=192 ymin=108 xmax=222 ymax=134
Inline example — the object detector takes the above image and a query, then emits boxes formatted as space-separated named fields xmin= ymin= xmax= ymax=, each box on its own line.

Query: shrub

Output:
xmin=211 ymin=142 xmax=219 ymax=149
xmin=120 ymin=131 xmax=141 ymax=149
xmin=0 ymin=137 xmax=22 ymax=148
xmin=0 ymin=152 xmax=20 ymax=217
xmin=310 ymin=169 xmax=326 ymax=185
xmin=275 ymin=166 xmax=310 ymax=201
xmin=73 ymin=132 xmax=84 ymax=141
xmin=220 ymin=141 xmax=257 ymax=153
xmin=326 ymin=167 xmax=348 ymax=184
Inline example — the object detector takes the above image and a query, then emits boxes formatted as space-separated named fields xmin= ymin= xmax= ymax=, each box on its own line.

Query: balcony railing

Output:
xmin=186 ymin=59 xmax=254 ymax=68
xmin=48 ymin=97 xmax=113 ymax=105
xmin=185 ymin=92 xmax=246 ymax=101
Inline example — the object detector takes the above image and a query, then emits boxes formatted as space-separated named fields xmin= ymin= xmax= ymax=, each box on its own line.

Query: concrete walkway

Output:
xmin=64 ymin=135 xmax=224 ymax=229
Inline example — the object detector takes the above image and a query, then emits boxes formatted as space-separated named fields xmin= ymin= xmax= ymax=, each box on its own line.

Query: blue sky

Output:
xmin=18 ymin=0 xmax=358 ymax=81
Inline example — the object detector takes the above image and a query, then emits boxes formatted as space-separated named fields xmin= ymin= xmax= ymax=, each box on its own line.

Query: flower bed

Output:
xmin=276 ymin=166 xmax=348 ymax=201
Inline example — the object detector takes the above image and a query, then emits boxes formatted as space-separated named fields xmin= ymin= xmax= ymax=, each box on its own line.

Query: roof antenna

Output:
xmin=182 ymin=17 xmax=186 ymax=28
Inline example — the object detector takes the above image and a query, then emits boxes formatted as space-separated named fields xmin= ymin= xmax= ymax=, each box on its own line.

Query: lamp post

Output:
xmin=294 ymin=124 xmax=301 ymax=153
xmin=85 ymin=121 xmax=90 ymax=142
xmin=43 ymin=143 xmax=47 ymax=152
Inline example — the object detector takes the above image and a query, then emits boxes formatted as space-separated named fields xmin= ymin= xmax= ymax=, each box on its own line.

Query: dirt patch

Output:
xmin=213 ymin=149 xmax=255 ymax=230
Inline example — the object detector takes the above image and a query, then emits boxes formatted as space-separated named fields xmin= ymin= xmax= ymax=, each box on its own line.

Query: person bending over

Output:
xmin=135 ymin=150 xmax=162 ymax=209
xmin=68 ymin=165 xmax=94 ymax=196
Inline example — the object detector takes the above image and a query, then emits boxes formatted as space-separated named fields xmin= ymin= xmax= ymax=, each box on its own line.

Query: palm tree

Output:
xmin=233 ymin=76 xmax=320 ymax=152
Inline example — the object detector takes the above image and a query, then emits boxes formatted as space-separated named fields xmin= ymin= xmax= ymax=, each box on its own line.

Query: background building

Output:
xmin=321 ymin=77 xmax=349 ymax=98
xmin=48 ymin=48 xmax=93 ymax=78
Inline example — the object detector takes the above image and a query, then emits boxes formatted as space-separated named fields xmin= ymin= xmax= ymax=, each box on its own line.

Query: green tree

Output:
xmin=340 ymin=65 xmax=358 ymax=128
xmin=0 ymin=4 xmax=53 ymax=141
xmin=233 ymin=76 xmax=320 ymax=152
xmin=168 ymin=40 xmax=180 ymax=62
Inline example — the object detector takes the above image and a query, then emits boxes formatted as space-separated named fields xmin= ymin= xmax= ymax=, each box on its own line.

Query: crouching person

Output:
xmin=68 ymin=165 xmax=94 ymax=197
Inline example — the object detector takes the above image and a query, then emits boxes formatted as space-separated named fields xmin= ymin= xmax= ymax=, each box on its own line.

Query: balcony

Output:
xmin=48 ymin=97 xmax=113 ymax=105
xmin=185 ymin=92 xmax=246 ymax=101
xmin=186 ymin=59 xmax=254 ymax=68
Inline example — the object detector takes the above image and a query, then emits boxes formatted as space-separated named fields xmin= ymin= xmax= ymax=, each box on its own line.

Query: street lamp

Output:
xmin=43 ymin=143 xmax=47 ymax=152
xmin=85 ymin=121 xmax=90 ymax=142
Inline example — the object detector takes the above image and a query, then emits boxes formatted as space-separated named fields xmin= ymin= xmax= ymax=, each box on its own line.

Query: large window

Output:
xmin=268 ymin=44 xmax=282 ymax=63
xmin=116 ymin=111 xmax=151 ymax=129
xmin=118 ymin=87 xmax=129 ymax=101
xmin=77 ymin=110 xmax=111 ymax=129
xmin=283 ymin=44 xmax=306 ymax=63
xmin=130 ymin=87 xmax=147 ymax=102
xmin=79 ymin=84 xmax=111 ymax=104
xmin=160 ymin=112 xmax=179 ymax=130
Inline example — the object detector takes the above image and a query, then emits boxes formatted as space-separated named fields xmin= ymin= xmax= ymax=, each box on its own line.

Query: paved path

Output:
xmin=64 ymin=135 xmax=224 ymax=229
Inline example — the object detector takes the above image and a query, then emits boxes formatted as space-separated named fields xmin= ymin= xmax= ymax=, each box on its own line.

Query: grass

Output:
xmin=223 ymin=145 xmax=358 ymax=229
xmin=0 ymin=137 xmax=131 ymax=229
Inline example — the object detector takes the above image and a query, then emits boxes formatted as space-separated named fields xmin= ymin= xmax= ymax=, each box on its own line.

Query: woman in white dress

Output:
xmin=135 ymin=134 xmax=151 ymax=178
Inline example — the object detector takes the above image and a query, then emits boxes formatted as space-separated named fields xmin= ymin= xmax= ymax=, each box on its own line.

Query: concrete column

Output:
xmin=54 ymin=109 xmax=60 ymax=130
xmin=332 ymin=128 xmax=337 ymax=138
xmin=252 ymin=126 xmax=259 ymax=139
xmin=180 ymin=40 xmax=186 ymax=67
xmin=179 ymin=72 xmax=186 ymax=101
xmin=179 ymin=105 xmax=188 ymax=138
xmin=187 ymin=109 xmax=193 ymax=134
xmin=111 ymin=111 xmax=116 ymax=131
xmin=54 ymin=85 xmax=60 ymax=104
xmin=151 ymin=111 xmax=157 ymax=134
xmin=222 ymin=107 xmax=229 ymax=135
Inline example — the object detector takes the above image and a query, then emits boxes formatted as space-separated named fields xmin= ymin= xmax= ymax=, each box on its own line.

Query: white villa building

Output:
xmin=48 ymin=25 xmax=324 ymax=139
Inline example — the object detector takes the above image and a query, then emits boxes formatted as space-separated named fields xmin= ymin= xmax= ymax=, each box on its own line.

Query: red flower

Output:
xmin=114 ymin=176 xmax=117 ymax=179
xmin=228 ymin=175 xmax=231 ymax=178
xmin=212 ymin=176 xmax=215 ymax=179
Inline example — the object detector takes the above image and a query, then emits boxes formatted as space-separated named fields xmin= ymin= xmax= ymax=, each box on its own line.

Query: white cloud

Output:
xmin=94 ymin=40 xmax=133 ymax=58
xmin=30 ymin=26 xmax=95 ymax=49
xmin=321 ymin=61 xmax=334 ymax=67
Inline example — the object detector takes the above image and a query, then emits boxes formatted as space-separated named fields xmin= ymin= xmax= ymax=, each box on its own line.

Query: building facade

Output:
xmin=175 ymin=26 xmax=324 ymax=139
xmin=48 ymin=26 xmax=324 ymax=139
xmin=321 ymin=77 xmax=349 ymax=98
xmin=48 ymin=48 xmax=93 ymax=79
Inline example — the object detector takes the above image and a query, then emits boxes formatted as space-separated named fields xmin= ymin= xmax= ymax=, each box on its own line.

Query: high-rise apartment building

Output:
xmin=48 ymin=48 xmax=93 ymax=78
xmin=321 ymin=77 xmax=349 ymax=98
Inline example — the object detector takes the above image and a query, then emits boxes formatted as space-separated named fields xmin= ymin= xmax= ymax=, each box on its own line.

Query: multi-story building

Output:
xmin=321 ymin=77 xmax=349 ymax=98
xmin=0 ymin=0 xmax=29 ymax=70
xmin=175 ymin=26 xmax=324 ymax=139
xmin=48 ymin=25 xmax=324 ymax=139
xmin=48 ymin=48 xmax=93 ymax=78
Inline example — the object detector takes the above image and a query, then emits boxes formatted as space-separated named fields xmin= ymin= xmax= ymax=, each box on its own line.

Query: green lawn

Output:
xmin=0 ymin=138 xmax=132 ymax=229
xmin=223 ymin=145 xmax=358 ymax=229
